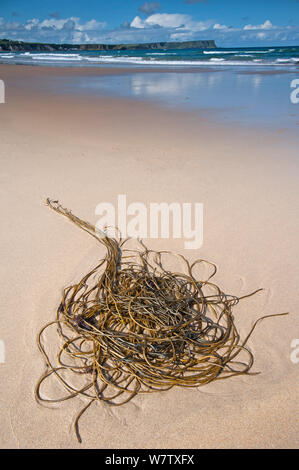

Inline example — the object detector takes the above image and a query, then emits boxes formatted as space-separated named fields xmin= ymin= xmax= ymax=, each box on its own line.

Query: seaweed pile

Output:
xmin=35 ymin=199 xmax=287 ymax=442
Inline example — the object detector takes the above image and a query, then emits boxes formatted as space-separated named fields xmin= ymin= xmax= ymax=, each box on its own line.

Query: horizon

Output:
xmin=0 ymin=0 xmax=298 ymax=47
xmin=1 ymin=37 xmax=298 ymax=49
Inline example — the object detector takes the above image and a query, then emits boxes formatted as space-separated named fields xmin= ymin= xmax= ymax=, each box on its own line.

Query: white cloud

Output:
xmin=256 ymin=32 xmax=266 ymax=39
xmin=244 ymin=20 xmax=274 ymax=31
xmin=77 ymin=19 xmax=106 ymax=31
xmin=138 ymin=2 xmax=161 ymax=15
xmin=170 ymin=31 xmax=194 ymax=41
xmin=0 ymin=15 xmax=97 ymax=40
xmin=213 ymin=23 xmax=228 ymax=30
xmin=39 ymin=18 xmax=68 ymax=30
xmin=25 ymin=19 xmax=39 ymax=31
xmin=130 ymin=13 xmax=211 ymax=33
xmin=130 ymin=16 xmax=146 ymax=28
xmin=37 ymin=17 xmax=106 ymax=32
xmin=131 ymin=13 xmax=190 ymax=29
xmin=0 ymin=16 xmax=106 ymax=43
xmin=0 ymin=13 xmax=298 ymax=46
xmin=146 ymin=13 xmax=190 ymax=28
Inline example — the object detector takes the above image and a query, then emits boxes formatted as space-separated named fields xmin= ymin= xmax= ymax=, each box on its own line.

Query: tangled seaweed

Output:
xmin=35 ymin=199 xmax=287 ymax=443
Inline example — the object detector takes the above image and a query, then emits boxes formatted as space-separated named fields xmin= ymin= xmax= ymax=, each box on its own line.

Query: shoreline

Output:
xmin=1 ymin=64 xmax=298 ymax=141
xmin=1 ymin=60 xmax=298 ymax=73
xmin=1 ymin=62 xmax=298 ymax=75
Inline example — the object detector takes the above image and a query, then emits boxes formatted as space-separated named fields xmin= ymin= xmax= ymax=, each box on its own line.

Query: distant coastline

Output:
xmin=0 ymin=38 xmax=216 ymax=52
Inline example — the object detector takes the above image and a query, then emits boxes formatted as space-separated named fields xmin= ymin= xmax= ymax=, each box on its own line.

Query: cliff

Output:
xmin=0 ymin=39 xmax=216 ymax=52
xmin=78 ymin=40 xmax=216 ymax=51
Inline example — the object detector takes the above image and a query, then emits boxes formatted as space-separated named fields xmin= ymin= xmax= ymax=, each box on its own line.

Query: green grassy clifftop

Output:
xmin=0 ymin=38 xmax=216 ymax=52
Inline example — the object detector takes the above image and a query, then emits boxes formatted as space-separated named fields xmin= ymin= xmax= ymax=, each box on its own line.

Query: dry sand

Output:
xmin=0 ymin=64 xmax=298 ymax=449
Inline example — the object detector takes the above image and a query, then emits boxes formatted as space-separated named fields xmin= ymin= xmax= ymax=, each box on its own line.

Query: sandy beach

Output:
xmin=0 ymin=64 xmax=298 ymax=449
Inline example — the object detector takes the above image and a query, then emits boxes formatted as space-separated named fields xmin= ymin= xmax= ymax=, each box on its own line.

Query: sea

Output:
xmin=0 ymin=45 xmax=298 ymax=68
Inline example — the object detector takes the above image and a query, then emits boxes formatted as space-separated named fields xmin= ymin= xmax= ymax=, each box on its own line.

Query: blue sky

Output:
xmin=0 ymin=0 xmax=298 ymax=46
